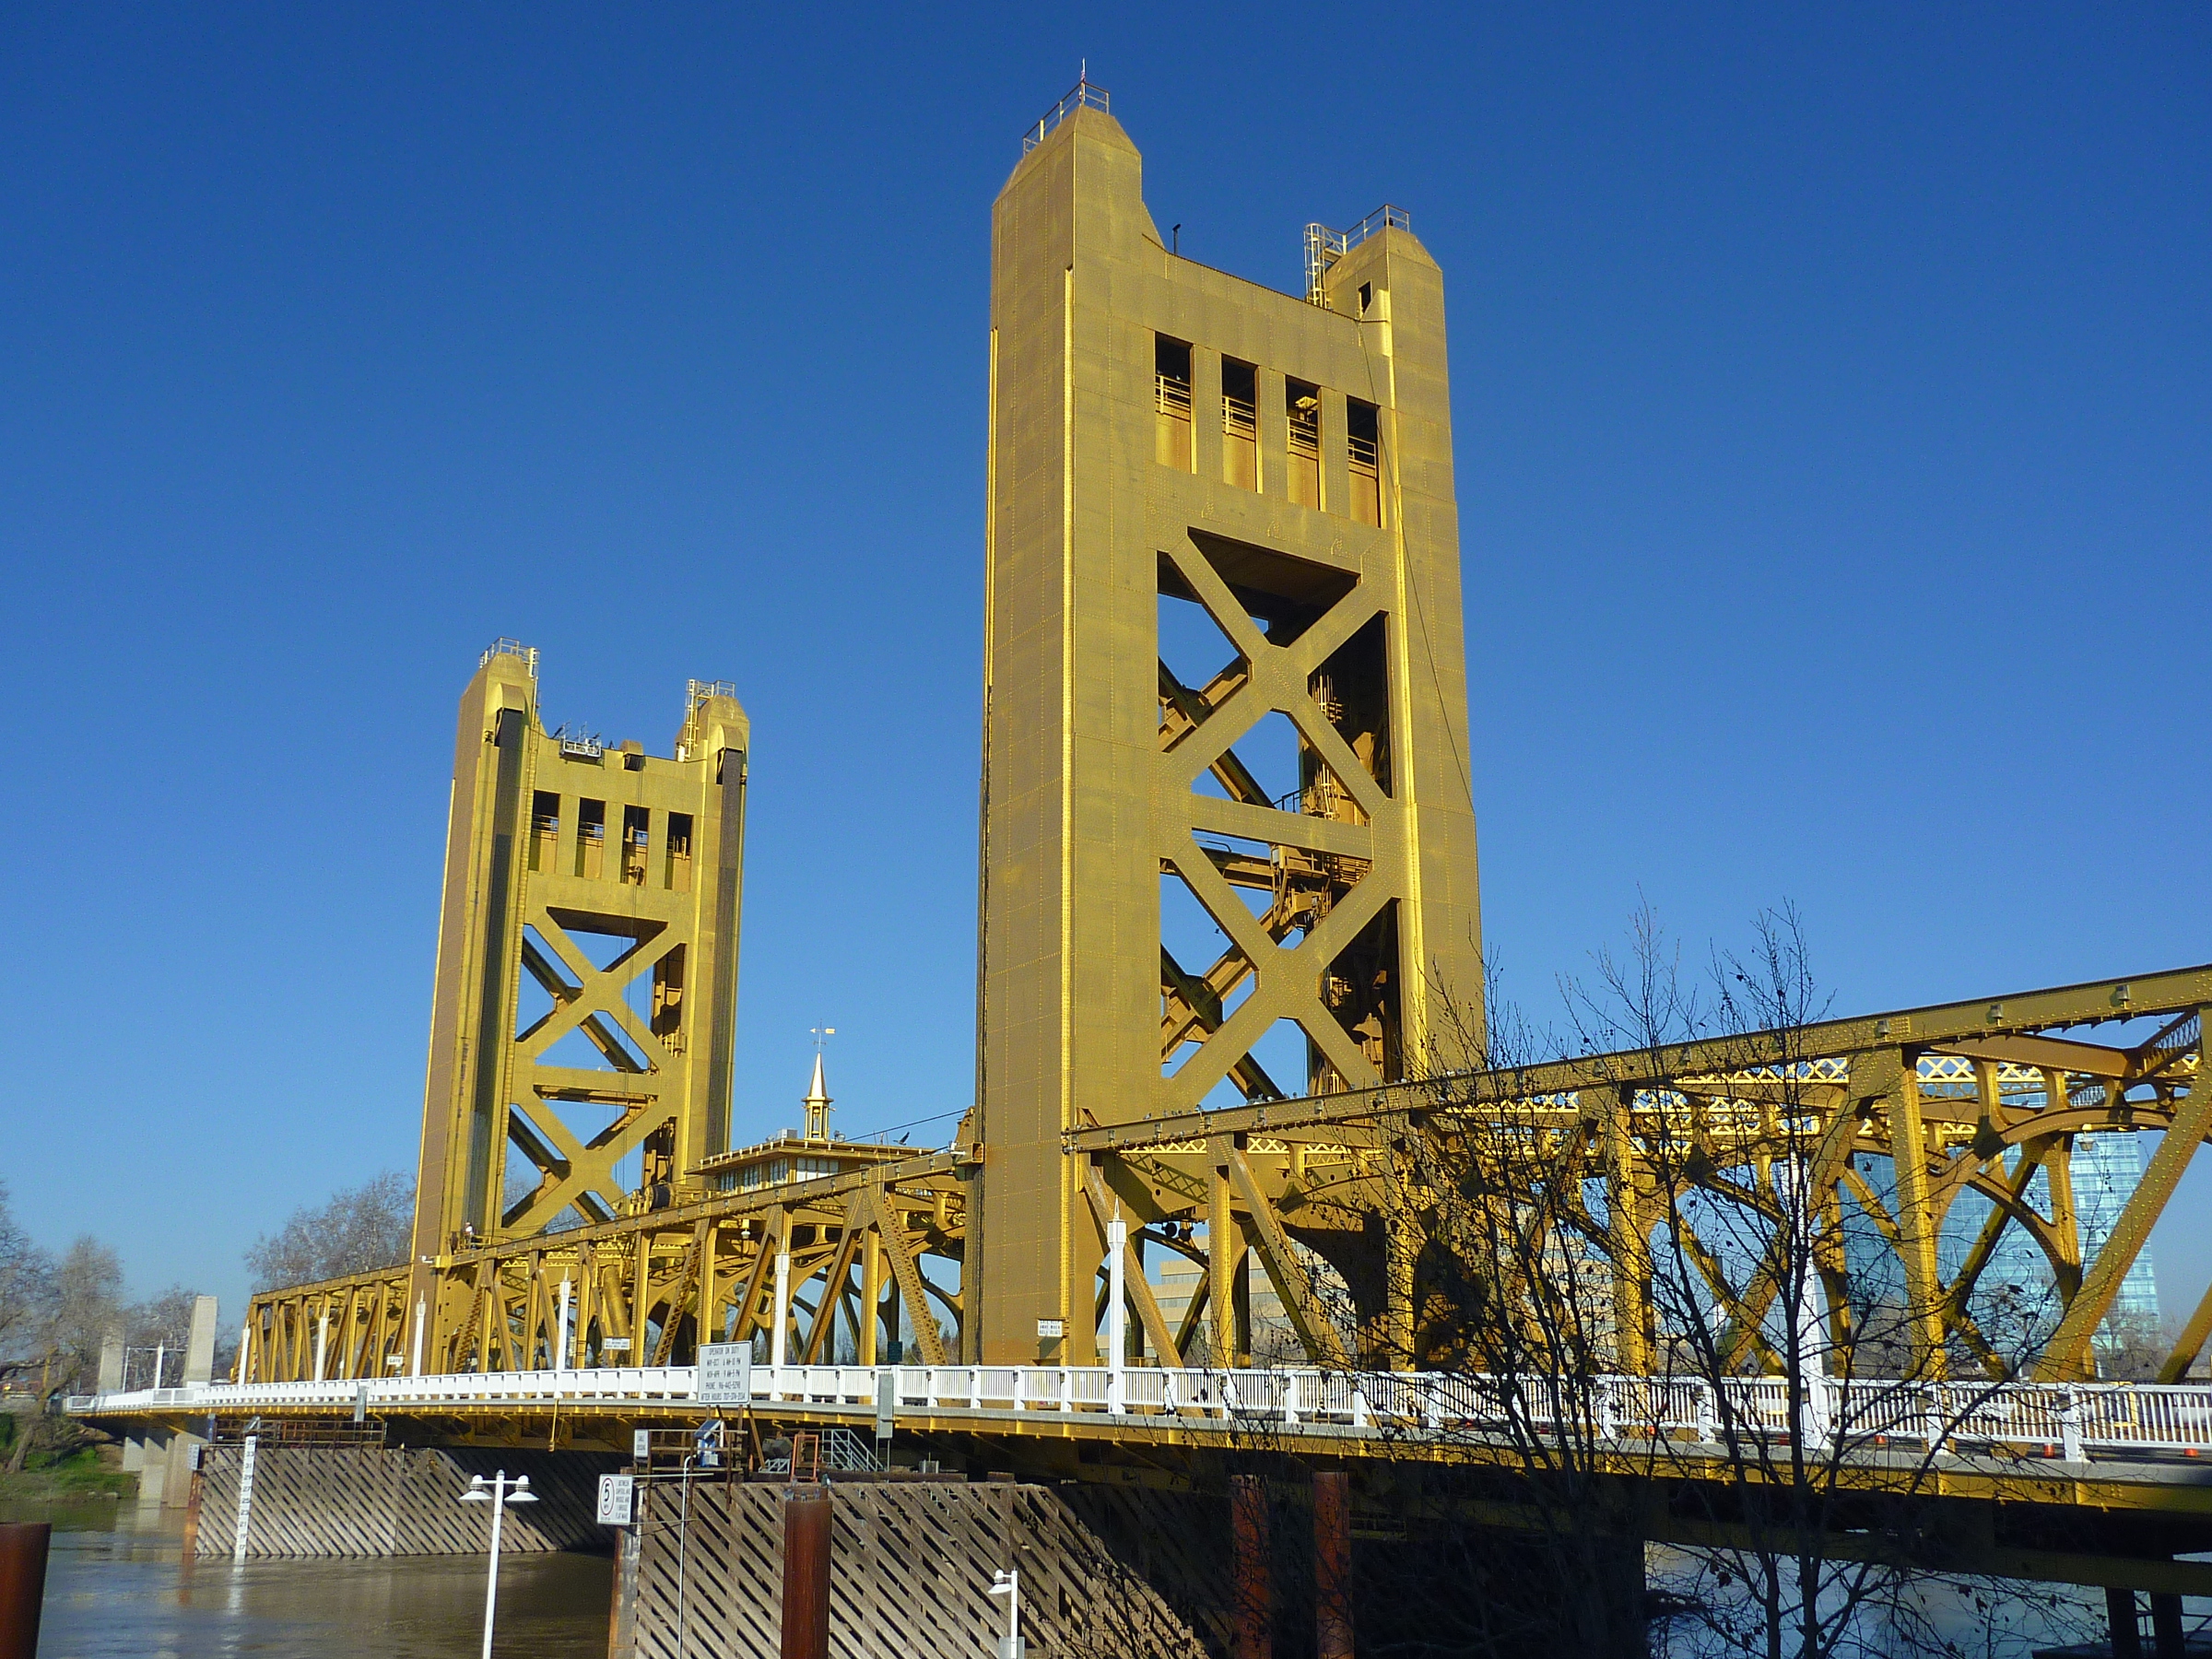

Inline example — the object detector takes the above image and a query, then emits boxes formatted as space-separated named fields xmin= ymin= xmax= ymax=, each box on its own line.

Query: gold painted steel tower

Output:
xmin=972 ymin=88 xmax=1485 ymax=1362
xmin=410 ymin=643 xmax=751 ymax=1266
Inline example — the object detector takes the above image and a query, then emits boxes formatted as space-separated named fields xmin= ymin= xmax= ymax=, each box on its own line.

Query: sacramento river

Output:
xmin=15 ymin=1501 xmax=612 ymax=1659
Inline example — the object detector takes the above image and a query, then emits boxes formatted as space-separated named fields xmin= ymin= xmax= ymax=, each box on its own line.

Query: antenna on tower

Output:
xmin=804 ymin=1027 xmax=836 ymax=1142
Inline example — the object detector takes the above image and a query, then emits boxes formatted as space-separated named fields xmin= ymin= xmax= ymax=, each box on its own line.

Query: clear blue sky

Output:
xmin=4 ymin=6 xmax=2206 ymax=1328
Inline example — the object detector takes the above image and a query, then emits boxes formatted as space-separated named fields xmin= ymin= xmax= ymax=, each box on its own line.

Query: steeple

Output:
xmin=802 ymin=1051 xmax=833 ymax=1142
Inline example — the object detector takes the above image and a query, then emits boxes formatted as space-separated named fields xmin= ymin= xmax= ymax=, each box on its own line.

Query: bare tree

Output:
xmin=245 ymin=1171 xmax=414 ymax=1290
xmin=1319 ymin=906 xmax=2083 ymax=1659
xmin=124 ymin=1284 xmax=237 ymax=1386
xmin=6 ymin=1236 xmax=122 ymax=1474
xmin=126 ymin=1285 xmax=199 ymax=1359
xmin=0 ymin=1183 xmax=53 ymax=1365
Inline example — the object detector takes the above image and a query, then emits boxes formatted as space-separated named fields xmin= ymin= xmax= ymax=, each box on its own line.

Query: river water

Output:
xmin=10 ymin=1498 xmax=2176 ymax=1657
xmin=15 ymin=1501 xmax=612 ymax=1659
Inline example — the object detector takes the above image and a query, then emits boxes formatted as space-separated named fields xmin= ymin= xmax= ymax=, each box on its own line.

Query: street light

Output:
xmin=458 ymin=1470 xmax=536 ymax=1659
xmin=987 ymin=1567 xmax=1025 ymax=1659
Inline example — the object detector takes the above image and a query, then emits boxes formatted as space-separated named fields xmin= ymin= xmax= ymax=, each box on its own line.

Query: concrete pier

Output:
xmin=123 ymin=1296 xmax=222 ymax=1515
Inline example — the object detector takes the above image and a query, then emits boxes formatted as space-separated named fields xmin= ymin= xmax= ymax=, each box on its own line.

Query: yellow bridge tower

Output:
xmin=410 ymin=643 xmax=751 ymax=1264
xmin=971 ymin=87 xmax=1485 ymax=1361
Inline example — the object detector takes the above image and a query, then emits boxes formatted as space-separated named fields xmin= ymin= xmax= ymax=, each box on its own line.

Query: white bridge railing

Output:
xmin=70 ymin=1366 xmax=2212 ymax=1462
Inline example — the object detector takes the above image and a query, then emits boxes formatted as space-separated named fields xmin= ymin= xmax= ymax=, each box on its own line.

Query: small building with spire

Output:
xmin=692 ymin=1051 xmax=915 ymax=1198
xmin=801 ymin=1051 xmax=833 ymax=1142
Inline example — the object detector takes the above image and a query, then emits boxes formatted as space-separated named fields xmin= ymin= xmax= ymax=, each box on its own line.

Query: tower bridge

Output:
xmin=76 ymin=81 xmax=2212 ymax=1628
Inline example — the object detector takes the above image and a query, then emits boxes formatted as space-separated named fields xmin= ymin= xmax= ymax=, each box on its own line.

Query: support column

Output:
xmin=1106 ymin=1209 xmax=1127 ymax=1411
xmin=179 ymin=1456 xmax=204 ymax=1557
xmin=2151 ymin=1593 xmax=2184 ymax=1659
xmin=1313 ymin=1471 xmax=1352 ymax=1659
xmin=2043 ymin=1123 xmax=2083 ymax=1299
xmin=2041 ymin=1009 xmax=2212 ymax=1380
xmin=578 ymin=1262 xmax=598 ymax=1364
xmin=2106 ymin=1587 xmax=2142 ymax=1659
xmin=884 ymin=1224 xmax=903 ymax=1364
xmin=1888 ymin=1062 xmax=1946 ymax=1377
xmin=129 ymin=1431 xmax=169 ymax=1511
xmin=860 ymin=1230 xmax=882 ymax=1367
xmin=0 ymin=1523 xmax=51 ymax=1659
xmin=1230 ymin=1476 xmax=1270 ymax=1659
xmin=700 ymin=1227 xmax=720 ymax=1352
xmin=1600 ymin=1091 xmax=1651 ymax=1373
xmin=771 ymin=1242 xmax=793 ymax=1371
xmin=1384 ymin=1211 xmax=1417 ymax=1371
xmin=606 ymin=1492 xmax=642 ymax=1659
xmin=1231 ymin=1218 xmax=1253 ymax=1366
xmin=782 ymin=1488 xmax=831 ymax=1659
xmin=1209 ymin=1163 xmax=1236 ymax=1371
xmin=161 ymin=1430 xmax=198 ymax=1512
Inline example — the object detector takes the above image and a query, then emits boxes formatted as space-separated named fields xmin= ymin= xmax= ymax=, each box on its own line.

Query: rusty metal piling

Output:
xmin=1230 ymin=1475 xmax=1270 ymax=1659
xmin=0 ymin=1523 xmax=51 ymax=1659
xmin=1313 ymin=1470 xmax=1352 ymax=1659
xmin=782 ymin=1486 xmax=831 ymax=1659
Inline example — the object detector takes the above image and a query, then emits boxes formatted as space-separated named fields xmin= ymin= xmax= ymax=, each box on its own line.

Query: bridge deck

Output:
xmin=76 ymin=1363 xmax=2212 ymax=1510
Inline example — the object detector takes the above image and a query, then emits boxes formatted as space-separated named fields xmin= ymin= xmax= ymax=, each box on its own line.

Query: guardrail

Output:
xmin=69 ymin=1367 xmax=2212 ymax=1463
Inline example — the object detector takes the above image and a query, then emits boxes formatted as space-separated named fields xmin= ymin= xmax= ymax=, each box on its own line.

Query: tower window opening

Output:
xmin=652 ymin=944 xmax=687 ymax=1053
xmin=1347 ymin=398 xmax=1382 ymax=527
xmin=1287 ymin=378 xmax=1321 ymax=510
xmin=575 ymin=798 xmax=606 ymax=879
xmin=621 ymin=806 xmax=650 ymax=886
xmin=1154 ymin=335 xmax=1193 ymax=472
xmin=1221 ymin=358 xmax=1258 ymax=492
xmin=529 ymin=792 xmax=560 ymax=874
xmin=1358 ymin=282 xmax=1372 ymax=315
xmin=665 ymin=812 xmax=694 ymax=892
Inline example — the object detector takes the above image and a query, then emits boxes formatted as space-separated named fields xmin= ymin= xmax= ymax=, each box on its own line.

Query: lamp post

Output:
xmin=459 ymin=1470 xmax=536 ymax=1659
xmin=987 ymin=1567 xmax=1024 ymax=1659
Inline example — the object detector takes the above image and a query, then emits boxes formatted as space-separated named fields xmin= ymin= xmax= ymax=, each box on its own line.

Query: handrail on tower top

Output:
xmin=676 ymin=677 xmax=741 ymax=762
xmin=1304 ymin=205 xmax=1412 ymax=304
xmin=1023 ymin=76 xmax=1110 ymax=153
xmin=480 ymin=638 xmax=539 ymax=677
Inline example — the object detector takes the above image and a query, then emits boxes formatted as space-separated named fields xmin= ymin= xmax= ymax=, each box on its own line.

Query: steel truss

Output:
xmin=1071 ymin=963 xmax=2211 ymax=1388
xmin=243 ymin=1153 xmax=970 ymax=1385
xmin=248 ymin=965 xmax=2210 ymax=1405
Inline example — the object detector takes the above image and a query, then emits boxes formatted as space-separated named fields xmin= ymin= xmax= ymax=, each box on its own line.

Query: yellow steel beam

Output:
xmin=1080 ymin=1164 xmax=1182 ymax=1365
xmin=2038 ymin=1009 xmax=2212 ymax=1380
xmin=1220 ymin=1137 xmax=1349 ymax=1368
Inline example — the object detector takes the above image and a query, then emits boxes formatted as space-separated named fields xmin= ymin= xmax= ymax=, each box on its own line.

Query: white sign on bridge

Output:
xmin=698 ymin=1341 xmax=753 ymax=1406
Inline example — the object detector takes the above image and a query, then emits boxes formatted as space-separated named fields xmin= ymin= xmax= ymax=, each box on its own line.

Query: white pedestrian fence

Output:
xmin=71 ymin=1365 xmax=2212 ymax=1463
